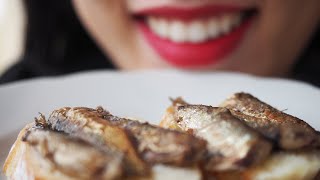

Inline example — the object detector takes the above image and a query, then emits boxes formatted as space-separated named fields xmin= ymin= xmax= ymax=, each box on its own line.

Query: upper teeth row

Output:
xmin=147 ymin=14 xmax=243 ymax=43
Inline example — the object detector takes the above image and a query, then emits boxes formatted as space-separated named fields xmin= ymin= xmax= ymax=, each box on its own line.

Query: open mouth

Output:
xmin=134 ymin=6 xmax=257 ymax=68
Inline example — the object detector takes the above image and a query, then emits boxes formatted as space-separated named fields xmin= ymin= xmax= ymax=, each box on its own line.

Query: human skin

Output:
xmin=72 ymin=0 xmax=320 ymax=77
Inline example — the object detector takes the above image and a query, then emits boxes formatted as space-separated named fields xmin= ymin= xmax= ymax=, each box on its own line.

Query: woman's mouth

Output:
xmin=135 ymin=6 xmax=256 ymax=68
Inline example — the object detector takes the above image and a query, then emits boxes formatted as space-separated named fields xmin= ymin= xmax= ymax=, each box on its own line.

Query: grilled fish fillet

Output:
xmin=101 ymin=114 xmax=207 ymax=166
xmin=220 ymin=92 xmax=320 ymax=150
xmin=48 ymin=107 xmax=149 ymax=176
xmin=48 ymin=107 xmax=207 ymax=168
xmin=4 ymin=108 xmax=206 ymax=180
xmin=4 ymin=124 xmax=124 ymax=180
xmin=160 ymin=94 xmax=320 ymax=179
xmin=175 ymin=105 xmax=272 ymax=171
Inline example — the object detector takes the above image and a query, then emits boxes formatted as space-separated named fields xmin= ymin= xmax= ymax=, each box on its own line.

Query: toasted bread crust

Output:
xmin=3 ymin=123 xmax=32 ymax=179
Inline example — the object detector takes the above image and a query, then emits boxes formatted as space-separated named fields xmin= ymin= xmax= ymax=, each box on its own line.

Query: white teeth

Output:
xmin=149 ymin=18 xmax=169 ymax=38
xmin=147 ymin=17 xmax=157 ymax=32
xmin=207 ymin=18 xmax=220 ymax=38
xmin=168 ymin=20 xmax=186 ymax=42
xmin=187 ymin=21 xmax=207 ymax=43
xmin=146 ymin=13 xmax=243 ymax=43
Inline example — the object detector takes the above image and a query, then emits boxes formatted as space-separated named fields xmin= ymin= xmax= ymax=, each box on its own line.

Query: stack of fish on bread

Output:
xmin=3 ymin=92 xmax=320 ymax=179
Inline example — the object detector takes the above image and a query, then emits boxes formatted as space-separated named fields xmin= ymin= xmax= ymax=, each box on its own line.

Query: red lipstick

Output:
xmin=137 ymin=6 xmax=242 ymax=21
xmin=136 ymin=6 xmax=254 ymax=68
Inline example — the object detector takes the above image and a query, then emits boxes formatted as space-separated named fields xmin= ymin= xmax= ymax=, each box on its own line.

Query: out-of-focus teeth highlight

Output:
xmin=147 ymin=13 xmax=243 ymax=43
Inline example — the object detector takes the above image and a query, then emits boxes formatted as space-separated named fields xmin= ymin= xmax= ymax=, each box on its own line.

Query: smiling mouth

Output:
xmin=134 ymin=6 xmax=257 ymax=68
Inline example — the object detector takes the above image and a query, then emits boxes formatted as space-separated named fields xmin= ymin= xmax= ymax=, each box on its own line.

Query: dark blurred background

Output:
xmin=0 ymin=0 xmax=319 ymax=86
xmin=0 ymin=0 xmax=114 ymax=84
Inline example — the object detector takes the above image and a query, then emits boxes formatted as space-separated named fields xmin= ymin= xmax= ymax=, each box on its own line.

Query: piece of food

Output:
xmin=242 ymin=150 xmax=320 ymax=180
xmin=4 ymin=92 xmax=320 ymax=180
xmin=4 ymin=109 xmax=206 ymax=179
xmin=211 ymin=150 xmax=320 ymax=180
xmin=160 ymin=94 xmax=320 ymax=179
xmin=160 ymin=97 xmax=187 ymax=130
xmin=48 ymin=107 xmax=150 ymax=176
xmin=102 ymin=116 xmax=207 ymax=166
xmin=3 ymin=124 xmax=124 ymax=180
xmin=23 ymin=128 xmax=124 ymax=179
xmin=48 ymin=107 xmax=207 ymax=167
xmin=175 ymin=105 xmax=272 ymax=171
xmin=220 ymin=92 xmax=320 ymax=149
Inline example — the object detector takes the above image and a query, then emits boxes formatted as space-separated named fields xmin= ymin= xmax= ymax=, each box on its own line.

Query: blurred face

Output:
xmin=72 ymin=0 xmax=320 ymax=76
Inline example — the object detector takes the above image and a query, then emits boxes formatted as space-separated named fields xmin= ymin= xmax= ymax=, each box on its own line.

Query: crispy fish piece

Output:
xmin=48 ymin=107 xmax=207 ymax=168
xmin=221 ymin=92 xmax=320 ymax=150
xmin=176 ymin=105 xmax=273 ymax=171
xmin=48 ymin=107 xmax=149 ymax=176
xmin=160 ymin=97 xmax=188 ymax=130
xmin=22 ymin=128 xmax=124 ymax=180
xmin=102 ymin=115 xmax=207 ymax=166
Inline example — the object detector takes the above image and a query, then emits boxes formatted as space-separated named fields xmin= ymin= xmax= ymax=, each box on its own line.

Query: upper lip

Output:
xmin=134 ymin=5 xmax=254 ymax=20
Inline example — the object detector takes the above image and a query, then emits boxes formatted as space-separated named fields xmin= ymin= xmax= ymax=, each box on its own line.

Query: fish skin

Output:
xmin=48 ymin=107 xmax=207 ymax=168
xmin=48 ymin=107 xmax=150 ymax=176
xmin=176 ymin=105 xmax=273 ymax=171
xmin=23 ymin=128 xmax=124 ymax=180
xmin=103 ymin=115 xmax=207 ymax=167
xmin=221 ymin=92 xmax=320 ymax=150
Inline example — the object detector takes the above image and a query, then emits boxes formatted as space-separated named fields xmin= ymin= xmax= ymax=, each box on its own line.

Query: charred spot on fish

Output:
xmin=176 ymin=117 xmax=183 ymax=123
xmin=96 ymin=106 xmax=111 ymax=117
xmin=34 ymin=113 xmax=49 ymax=129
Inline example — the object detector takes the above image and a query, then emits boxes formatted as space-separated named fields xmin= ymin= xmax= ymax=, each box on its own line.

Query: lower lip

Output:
xmin=138 ymin=17 xmax=253 ymax=68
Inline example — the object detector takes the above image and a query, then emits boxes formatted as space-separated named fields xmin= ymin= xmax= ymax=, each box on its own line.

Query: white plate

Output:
xmin=1 ymin=70 xmax=320 ymax=175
